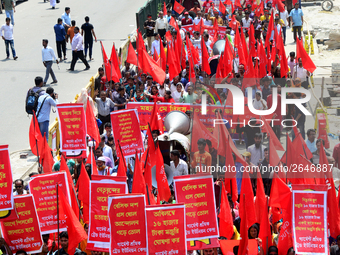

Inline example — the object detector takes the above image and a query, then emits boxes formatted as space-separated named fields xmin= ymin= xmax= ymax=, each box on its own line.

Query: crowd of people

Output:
xmin=9 ymin=0 xmax=340 ymax=255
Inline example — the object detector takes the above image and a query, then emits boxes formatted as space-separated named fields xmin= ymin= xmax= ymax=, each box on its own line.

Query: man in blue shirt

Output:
xmin=61 ymin=7 xmax=71 ymax=31
xmin=36 ymin=87 xmax=58 ymax=141
xmin=289 ymin=2 xmax=303 ymax=42
xmin=305 ymin=129 xmax=317 ymax=153
xmin=54 ymin=18 xmax=66 ymax=62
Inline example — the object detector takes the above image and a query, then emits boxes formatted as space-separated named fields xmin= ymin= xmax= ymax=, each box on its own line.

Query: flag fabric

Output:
xmin=255 ymin=171 xmax=267 ymax=223
xmin=239 ymin=171 xmax=257 ymax=228
xmin=169 ymin=17 xmax=179 ymax=31
xmin=277 ymin=31 xmax=289 ymax=78
xmin=259 ymin=204 xmax=273 ymax=255
xmin=242 ymin=53 xmax=256 ymax=89
xmin=224 ymin=137 xmax=238 ymax=203
xmin=234 ymin=25 xmax=246 ymax=66
xmin=141 ymin=49 xmax=166 ymax=84
xmin=29 ymin=112 xmax=44 ymax=158
xmin=173 ymin=0 xmax=185 ymax=14
xmin=155 ymin=146 xmax=171 ymax=203
xmin=41 ymin=137 xmax=53 ymax=173
xmin=219 ymin=182 xmax=234 ymax=239
xmin=269 ymin=175 xmax=292 ymax=210
xmin=153 ymin=51 xmax=159 ymax=62
xmin=277 ymin=210 xmax=293 ymax=255
xmin=296 ymin=37 xmax=316 ymax=73
xmin=201 ymin=37 xmax=211 ymax=75
xmin=258 ymin=41 xmax=268 ymax=78
xmin=85 ymin=98 xmax=101 ymax=149
xmin=85 ymin=149 xmax=98 ymax=175
xmin=132 ymin=150 xmax=147 ymax=196
xmin=149 ymin=101 xmax=164 ymax=135
xmin=163 ymin=1 xmax=167 ymax=16
xmin=110 ymin=43 xmax=122 ymax=82
xmin=167 ymin=43 xmax=180 ymax=81
xmin=100 ymin=41 xmax=111 ymax=81
xmin=269 ymin=137 xmax=281 ymax=167
xmin=159 ymin=37 xmax=167 ymax=71
xmin=58 ymin=189 xmax=88 ymax=255
xmin=77 ymin=163 xmax=90 ymax=223
xmin=238 ymin=194 xmax=249 ymax=255
xmin=261 ymin=117 xmax=285 ymax=151
xmin=219 ymin=1 xmax=227 ymax=15
xmin=126 ymin=41 xmax=138 ymax=67
xmin=117 ymin=140 xmax=127 ymax=177
xmin=265 ymin=10 xmax=274 ymax=49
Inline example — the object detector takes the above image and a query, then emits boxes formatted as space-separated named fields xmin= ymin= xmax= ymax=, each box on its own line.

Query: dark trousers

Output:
xmin=70 ymin=50 xmax=90 ymax=70
xmin=98 ymin=114 xmax=111 ymax=134
xmin=84 ymin=39 xmax=93 ymax=59
xmin=158 ymin=29 xmax=166 ymax=40
xmin=293 ymin=26 xmax=302 ymax=41
xmin=282 ymin=26 xmax=287 ymax=45
xmin=56 ymin=40 xmax=66 ymax=59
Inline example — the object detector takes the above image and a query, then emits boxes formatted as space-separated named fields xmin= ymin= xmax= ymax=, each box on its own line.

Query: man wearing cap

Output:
xmin=151 ymin=33 xmax=161 ymax=56
xmin=189 ymin=2 xmax=201 ymax=15
xmin=155 ymin=11 xmax=168 ymax=41
xmin=289 ymin=2 xmax=303 ymax=42
xmin=247 ymin=133 xmax=265 ymax=166
xmin=144 ymin=14 xmax=155 ymax=51
xmin=96 ymin=157 xmax=113 ymax=175
xmin=181 ymin=12 xmax=193 ymax=26
xmin=170 ymin=150 xmax=188 ymax=177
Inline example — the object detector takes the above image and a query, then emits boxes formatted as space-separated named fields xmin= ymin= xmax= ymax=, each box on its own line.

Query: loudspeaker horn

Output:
xmin=151 ymin=164 xmax=174 ymax=188
xmin=164 ymin=111 xmax=190 ymax=135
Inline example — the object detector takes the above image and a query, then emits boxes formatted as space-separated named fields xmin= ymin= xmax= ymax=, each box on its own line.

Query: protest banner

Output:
xmin=88 ymin=180 xmax=128 ymax=252
xmin=127 ymin=103 xmax=233 ymax=133
xmin=0 ymin=195 xmax=43 ymax=254
xmin=28 ymin=172 xmax=71 ymax=234
xmin=56 ymin=103 xmax=87 ymax=157
xmin=292 ymin=185 xmax=328 ymax=254
xmin=108 ymin=194 xmax=147 ymax=255
xmin=181 ymin=24 xmax=227 ymax=38
xmin=188 ymin=237 xmax=220 ymax=251
xmin=0 ymin=145 xmax=14 ymax=211
xmin=110 ymin=109 xmax=144 ymax=158
xmin=146 ymin=204 xmax=186 ymax=255
xmin=173 ymin=175 xmax=219 ymax=240
xmin=91 ymin=175 xmax=127 ymax=182
xmin=219 ymin=240 xmax=258 ymax=255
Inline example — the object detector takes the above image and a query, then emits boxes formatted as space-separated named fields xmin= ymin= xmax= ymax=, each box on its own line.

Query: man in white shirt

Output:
xmin=241 ymin=11 xmax=252 ymax=36
xmin=0 ymin=17 xmax=17 ymax=60
xmin=100 ymin=136 xmax=115 ymax=168
xmin=170 ymin=150 xmax=188 ymax=177
xmin=194 ymin=11 xmax=203 ymax=25
xmin=203 ymin=13 xmax=212 ymax=26
xmin=151 ymin=33 xmax=160 ymax=56
xmin=42 ymin=39 xmax=58 ymax=85
xmin=280 ymin=6 xmax=289 ymax=45
xmin=68 ymin=26 xmax=90 ymax=71
xmin=293 ymin=57 xmax=310 ymax=82
xmin=155 ymin=11 xmax=168 ymax=40
xmin=13 ymin=179 xmax=28 ymax=196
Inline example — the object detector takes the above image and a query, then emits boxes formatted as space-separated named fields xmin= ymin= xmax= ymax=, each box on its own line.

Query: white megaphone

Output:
xmin=163 ymin=111 xmax=190 ymax=137
xmin=151 ymin=164 xmax=174 ymax=188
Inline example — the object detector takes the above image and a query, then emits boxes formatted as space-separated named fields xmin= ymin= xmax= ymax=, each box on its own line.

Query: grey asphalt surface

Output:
xmin=0 ymin=0 xmax=145 ymax=153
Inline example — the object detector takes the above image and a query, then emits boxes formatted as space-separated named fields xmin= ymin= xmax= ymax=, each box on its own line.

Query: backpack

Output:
xmin=26 ymin=88 xmax=44 ymax=115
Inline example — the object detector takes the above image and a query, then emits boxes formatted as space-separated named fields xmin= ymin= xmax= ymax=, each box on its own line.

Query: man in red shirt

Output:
xmin=181 ymin=12 xmax=193 ymax=25
xmin=202 ymin=0 xmax=214 ymax=14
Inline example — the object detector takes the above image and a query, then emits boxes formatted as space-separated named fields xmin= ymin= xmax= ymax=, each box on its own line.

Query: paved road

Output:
xmin=0 ymin=0 xmax=145 ymax=153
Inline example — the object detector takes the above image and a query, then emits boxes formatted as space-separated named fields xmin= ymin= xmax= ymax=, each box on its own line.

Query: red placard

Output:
xmin=146 ymin=204 xmax=187 ymax=255
xmin=0 ymin=195 xmax=43 ymax=254
xmin=108 ymin=194 xmax=147 ymax=254
xmin=88 ymin=180 xmax=128 ymax=252
xmin=292 ymin=185 xmax=328 ymax=254
xmin=91 ymin=175 xmax=127 ymax=182
xmin=57 ymin=103 xmax=87 ymax=153
xmin=0 ymin=145 xmax=14 ymax=211
xmin=28 ymin=172 xmax=71 ymax=234
xmin=173 ymin=175 xmax=219 ymax=240
xmin=110 ymin=109 xmax=144 ymax=157
xmin=181 ymin=24 xmax=227 ymax=37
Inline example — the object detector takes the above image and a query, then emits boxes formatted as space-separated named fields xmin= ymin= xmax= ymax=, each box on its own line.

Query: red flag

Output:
xmin=240 ymin=27 xmax=248 ymax=60
xmin=326 ymin=177 xmax=340 ymax=238
xmin=58 ymin=189 xmax=87 ymax=255
xmin=269 ymin=137 xmax=281 ymax=167
xmin=77 ymin=163 xmax=90 ymax=223
xmin=186 ymin=35 xmax=200 ymax=65
xmin=255 ymin=171 xmax=267 ymax=223
xmin=224 ymin=136 xmax=238 ymax=203
xmin=265 ymin=10 xmax=274 ymax=49
xmin=261 ymin=117 xmax=285 ymax=151
xmin=159 ymin=37 xmax=167 ymax=71
xmin=85 ymin=149 xmax=98 ymax=175
xmin=169 ymin=17 xmax=179 ymax=31
xmin=186 ymin=36 xmax=197 ymax=83
xmin=149 ymin=101 xmax=164 ymax=135
xmin=215 ymin=51 xmax=224 ymax=80
xmin=141 ymin=49 xmax=166 ymax=84
xmin=85 ymin=98 xmax=100 ymax=149
xmin=117 ymin=140 xmax=127 ymax=177
xmin=100 ymin=41 xmax=112 ymax=81
xmin=259 ymin=203 xmax=273 ymax=255
xmin=296 ymin=37 xmax=316 ymax=73
xmin=153 ymin=51 xmax=159 ymax=62
xmin=167 ymin=43 xmax=179 ymax=81
xmin=219 ymin=182 xmax=234 ymax=239
xmin=201 ymin=36 xmax=211 ymax=75
xmin=29 ymin=112 xmax=44 ymax=158
xmin=269 ymin=175 xmax=292 ymax=210
xmin=41 ymin=137 xmax=53 ymax=173
xmin=219 ymin=1 xmax=227 ymax=15
xmin=234 ymin=25 xmax=246 ymax=67
xmin=258 ymin=41 xmax=268 ymax=78
xmin=239 ymin=171 xmax=257 ymax=228
xmin=173 ymin=0 xmax=185 ymax=14
xmin=163 ymin=1 xmax=167 ymax=16
xmin=132 ymin=151 xmax=147 ymax=196
xmin=248 ymin=25 xmax=256 ymax=50
xmin=110 ymin=43 xmax=122 ymax=82
xmin=223 ymin=39 xmax=234 ymax=77
xmin=242 ymin=54 xmax=256 ymax=89
xmin=126 ymin=41 xmax=138 ymax=68
xmin=276 ymin=32 xmax=289 ymax=78
xmin=238 ymin=194 xmax=249 ymax=255
xmin=155 ymin=145 xmax=171 ymax=203
xmin=277 ymin=210 xmax=293 ymax=255
xmin=277 ymin=0 xmax=285 ymax=12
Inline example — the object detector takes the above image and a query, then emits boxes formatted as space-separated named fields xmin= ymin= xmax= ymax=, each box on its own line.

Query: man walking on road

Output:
xmin=3 ymin=0 xmax=15 ymax=25
xmin=36 ymin=87 xmax=58 ymax=141
xmin=42 ymin=39 xmax=58 ymax=85
xmin=61 ymin=7 xmax=71 ymax=32
xmin=1 ymin=17 xmax=18 ymax=60
xmin=68 ymin=27 xmax=90 ymax=71
xmin=289 ymin=2 xmax=303 ymax=42
xmin=54 ymin=18 xmax=67 ymax=62
xmin=81 ymin=16 xmax=97 ymax=61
